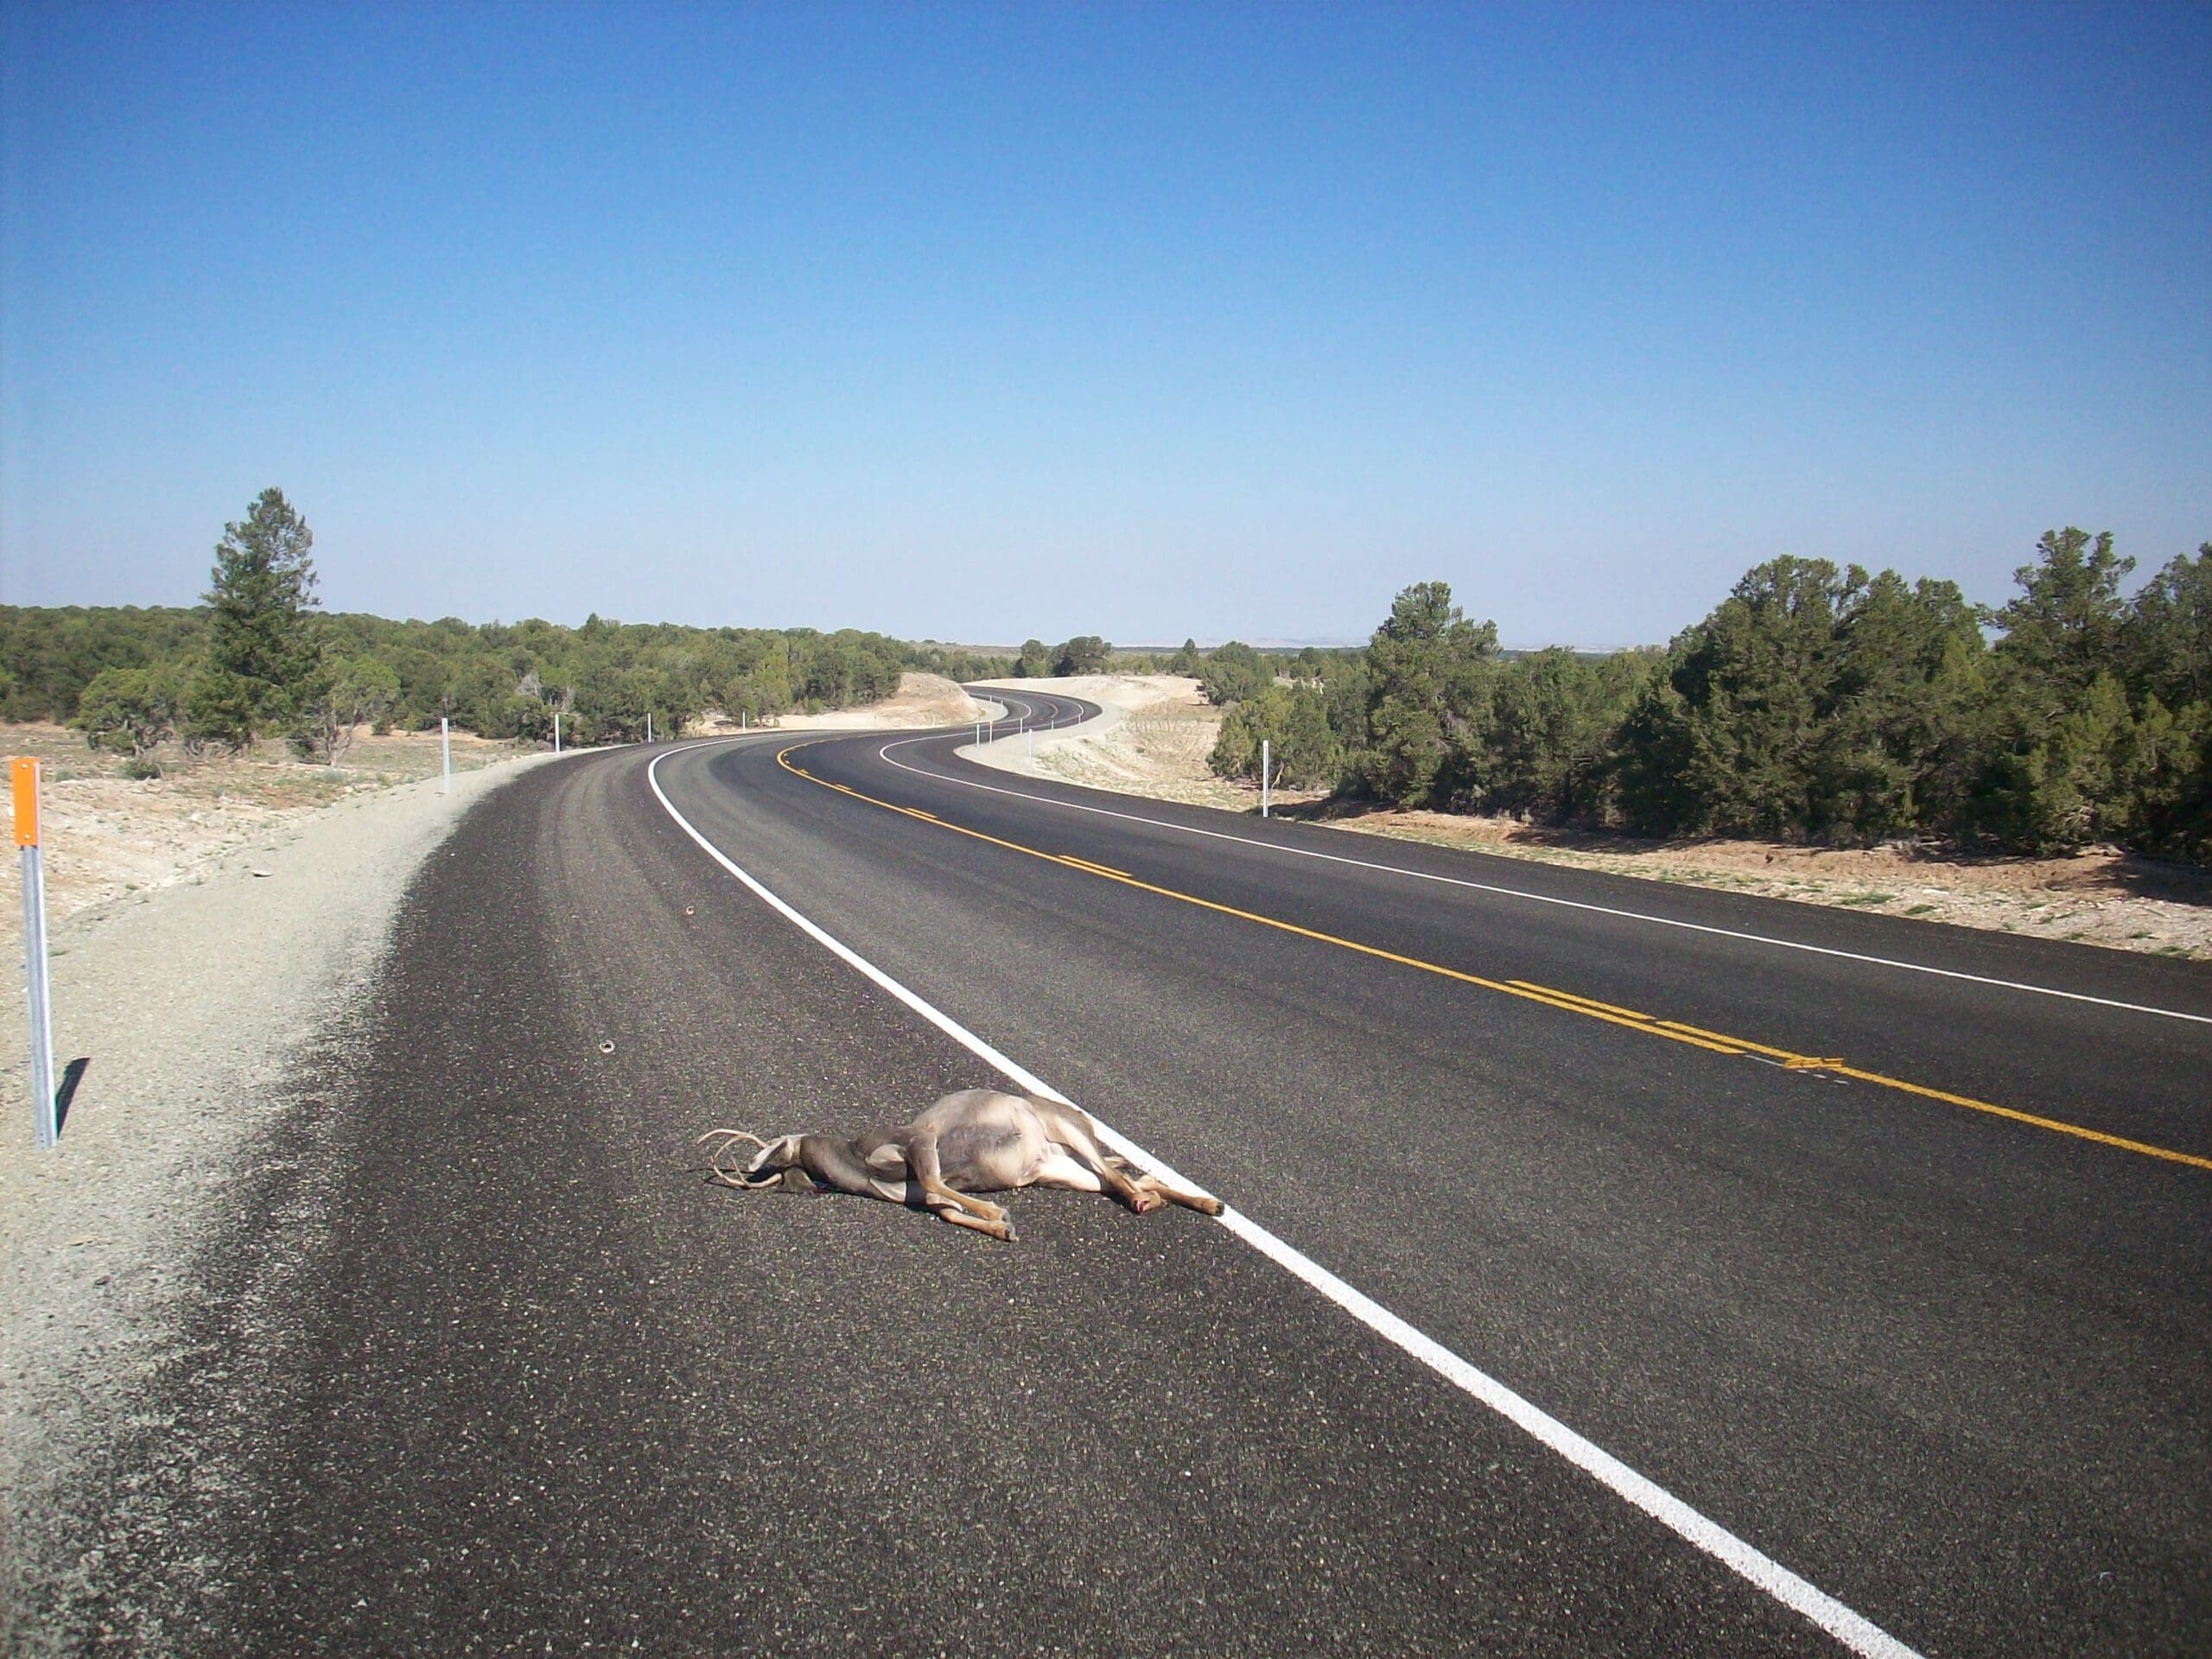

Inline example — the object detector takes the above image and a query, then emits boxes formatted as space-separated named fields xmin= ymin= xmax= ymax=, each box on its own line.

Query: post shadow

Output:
xmin=54 ymin=1057 xmax=89 ymax=1136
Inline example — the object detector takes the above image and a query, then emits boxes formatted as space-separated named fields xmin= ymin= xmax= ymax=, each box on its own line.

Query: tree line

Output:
xmin=1 ymin=489 xmax=1011 ymax=766
xmin=1205 ymin=529 xmax=2212 ymax=864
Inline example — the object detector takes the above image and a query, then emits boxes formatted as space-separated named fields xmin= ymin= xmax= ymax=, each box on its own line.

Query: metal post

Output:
xmin=14 ymin=759 xmax=55 ymax=1148
xmin=1262 ymin=739 xmax=1271 ymax=818
xmin=441 ymin=717 xmax=452 ymax=794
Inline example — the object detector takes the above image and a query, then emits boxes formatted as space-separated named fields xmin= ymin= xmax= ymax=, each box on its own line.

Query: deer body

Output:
xmin=703 ymin=1088 xmax=1222 ymax=1242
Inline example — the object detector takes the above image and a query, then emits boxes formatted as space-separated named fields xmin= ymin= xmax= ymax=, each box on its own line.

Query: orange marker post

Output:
xmin=13 ymin=758 xmax=56 ymax=1147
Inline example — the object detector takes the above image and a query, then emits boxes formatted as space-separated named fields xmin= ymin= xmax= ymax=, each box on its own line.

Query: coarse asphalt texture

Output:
xmin=46 ymin=697 xmax=2212 ymax=1655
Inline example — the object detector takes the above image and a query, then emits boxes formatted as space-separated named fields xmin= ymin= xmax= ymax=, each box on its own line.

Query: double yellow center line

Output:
xmin=776 ymin=746 xmax=2212 ymax=1174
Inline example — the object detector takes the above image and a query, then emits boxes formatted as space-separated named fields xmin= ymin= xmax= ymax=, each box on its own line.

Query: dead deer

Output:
xmin=696 ymin=1088 xmax=1222 ymax=1242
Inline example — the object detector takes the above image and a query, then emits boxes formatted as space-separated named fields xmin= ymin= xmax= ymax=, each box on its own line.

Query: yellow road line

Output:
xmin=769 ymin=744 xmax=2212 ymax=1173
xmin=1827 ymin=1065 xmax=2207 ymax=1168
xmin=1506 ymin=981 xmax=1653 ymax=1021
xmin=1062 ymin=855 xmax=1135 ymax=880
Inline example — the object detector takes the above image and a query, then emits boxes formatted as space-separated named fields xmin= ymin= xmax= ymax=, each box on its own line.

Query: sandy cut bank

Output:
xmin=0 ymin=747 xmax=563 ymax=1649
xmin=741 ymin=671 xmax=996 ymax=732
xmin=961 ymin=674 xmax=1281 ymax=813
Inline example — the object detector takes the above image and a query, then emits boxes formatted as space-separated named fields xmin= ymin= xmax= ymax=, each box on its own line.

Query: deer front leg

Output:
xmin=937 ymin=1205 xmax=1016 ymax=1243
xmin=795 ymin=1135 xmax=904 ymax=1202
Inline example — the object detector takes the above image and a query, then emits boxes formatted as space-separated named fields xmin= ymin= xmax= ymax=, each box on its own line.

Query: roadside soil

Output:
xmin=0 ymin=673 xmax=987 ymax=931
xmin=0 ymin=724 xmax=543 ymax=928
xmin=963 ymin=675 xmax=2212 ymax=962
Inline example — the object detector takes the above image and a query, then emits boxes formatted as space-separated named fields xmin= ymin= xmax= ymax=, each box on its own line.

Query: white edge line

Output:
xmin=645 ymin=745 xmax=1921 ymax=1659
xmin=882 ymin=719 xmax=2211 ymax=1029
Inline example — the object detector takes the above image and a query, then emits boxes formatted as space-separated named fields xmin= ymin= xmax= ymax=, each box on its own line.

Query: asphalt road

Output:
xmin=80 ymin=697 xmax=2211 ymax=1655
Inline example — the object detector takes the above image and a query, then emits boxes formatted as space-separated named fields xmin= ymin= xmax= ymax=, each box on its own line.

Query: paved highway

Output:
xmin=96 ymin=696 xmax=2210 ymax=1655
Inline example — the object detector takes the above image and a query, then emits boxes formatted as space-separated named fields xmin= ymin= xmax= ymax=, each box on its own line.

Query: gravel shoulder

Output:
xmin=0 ymin=749 xmax=562 ymax=1646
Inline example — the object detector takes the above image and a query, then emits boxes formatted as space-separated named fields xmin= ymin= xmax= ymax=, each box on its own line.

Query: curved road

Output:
xmin=77 ymin=697 xmax=2211 ymax=1655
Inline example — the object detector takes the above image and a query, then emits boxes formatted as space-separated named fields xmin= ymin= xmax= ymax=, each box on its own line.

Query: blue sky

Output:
xmin=3 ymin=3 xmax=2206 ymax=648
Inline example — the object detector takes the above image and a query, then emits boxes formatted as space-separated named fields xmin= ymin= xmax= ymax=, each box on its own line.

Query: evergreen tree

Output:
xmin=1208 ymin=682 xmax=1342 ymax=788
xmin=1198 ymin=640 xmax=1268 ymax=706
xmin=2126 ymin=544 xmax=2212 ymax=711
xmin=1357 ymin=582 xmax=1498 ymax=807
xmin=191 ymin=487 xmax=321 ymax=747
xmin=1491 ymin=646 xmax=1655 ymax=823
xmin=1991 ymin=528 xmax=2133 ymax=699
xmin=1810 ymin=573 xmax=1986 ymax=840
xmin=1052 ymin=636 xmax=1111 ymax=676
xmin=73 ymin=664 xmax=186 ymax=759
xmin=1665 ymin=557 xmax=1849 ymax=836
xmin=1965 ymin=529 xmax=2140 ymax=849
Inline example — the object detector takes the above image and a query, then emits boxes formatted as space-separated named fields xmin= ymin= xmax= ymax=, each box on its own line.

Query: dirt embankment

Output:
xmin=957 ymin=674 xmax=2212 ymax=962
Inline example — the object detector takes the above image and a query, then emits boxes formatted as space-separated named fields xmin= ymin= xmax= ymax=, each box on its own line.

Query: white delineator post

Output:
xmin=441 ymin=717 xmax=452 ymax=794
xmin=14 ymin=758 xmax=56 ymax=1148
xmin=647 ymin=711 xmax=654 ymax=744
xmin=1262 ymin=739 xmax=1271 ymax=818
xmin=554 ymin=712 xmax=563 ymax=753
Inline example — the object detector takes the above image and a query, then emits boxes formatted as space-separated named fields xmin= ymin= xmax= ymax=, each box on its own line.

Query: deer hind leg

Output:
xmin=903 ymin=1131 xmax=1010 ymax=1227
xmin=1123 ymin=1168 xmax=1225 ymax=1217
xmin=1022 ymin=1100 xmax=1179 ymax=1213
xmin=1024 ymin=1149 xmax=1159 ymax=1214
